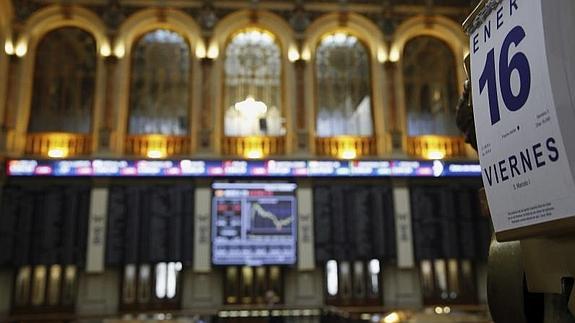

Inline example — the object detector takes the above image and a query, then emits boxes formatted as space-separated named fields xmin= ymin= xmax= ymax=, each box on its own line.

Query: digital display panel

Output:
xmin=211 ymin=182 xmax=297 ymax=266
xmin=6 ymin=159 xmax=482 ymax=178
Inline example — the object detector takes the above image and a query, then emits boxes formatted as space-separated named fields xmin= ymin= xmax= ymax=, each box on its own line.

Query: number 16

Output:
xmin=479 ymin=26 xmax=531 ymax=125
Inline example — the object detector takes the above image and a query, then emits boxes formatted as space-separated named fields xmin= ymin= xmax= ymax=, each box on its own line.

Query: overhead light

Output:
xmin=368 ymin=259 xmax=380 ymax=274
xmin=340 ymin=148 xmax=357 ymax=160
xmin=389 ymin=47 xmax=400 ymax=62
xmin=15 ymin=41 xmax=27 ymax=57
xmin=146 ymin=149 xmax=165 ymax=159
xmin=360 ymin=313 xmax=371 ymax=320
xmin=377 ymin=47 xmax=388 ymax=63
xmin=432 ymin=160 xmax=445 ymax=177
xmin=234 ymin=96 xmax=267 ymax=116
xmin=48 ymin=147 xmax=68 ymax=159
xmin=426 ymin=150 xmax=445 ymax=160
xmin=207 ymin=44 xmax=219 ymax=59
xmin=195 ymin=43 xmax=206 ymax=59
xmin=100 ymin=44 xmax=111 ymax=57
xmin=383 ymin=312 xmax=400 ymax=323
xmin=245 ymin=148 xmax=263 ymax=159
xmin=114 ymin=43 xmax=125 ymax=58
xmin=4 ymin=40 xmax=14 ymax=55
xmin=300 ymin=47 xmax=311 ymax=61
xmin=288 ymin=46 xmax=300 ymax=62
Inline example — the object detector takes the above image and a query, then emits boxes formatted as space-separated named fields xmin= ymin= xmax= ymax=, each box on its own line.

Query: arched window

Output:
xmin=223 ymin=28 xmax=284 ymax=137
xmin=403 ymin=36 xmax=459 ymax=136
xmin=315 ymin=32 xmax=373 ymax=137
xmin=129 ymin=29 xmax=190 ymax=135
xmin=29 ymin=27 xmax=96 ymax=133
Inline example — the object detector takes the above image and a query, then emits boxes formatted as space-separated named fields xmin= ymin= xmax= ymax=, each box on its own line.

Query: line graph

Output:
xmin=248 ymin=199 xmax=293 ymax=235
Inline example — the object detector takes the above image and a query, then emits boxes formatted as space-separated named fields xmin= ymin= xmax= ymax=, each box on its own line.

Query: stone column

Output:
xmin=98 ymin=56 xmax=119 ymax=155
xmin=297 ymin=180 xmax=315 ymax=270
xmin=382 ymin=180 xmax=422 ymax=309
xmin=0 ymin=44 xmax=8 ymax=148
xmin=193 ymin=182 xmax=211 ymax=273
xmin=1 ymin=54 xmax=21 ymax=153
xmin=76 ymin=185 xmax=119 ymax=316
xmin=294 ymin=58 xmax=309 ymax=154
xmin=384 ymin=60 xmax=403 ymax=154
xmin=198 ymin=57 xmax=214 ymax=153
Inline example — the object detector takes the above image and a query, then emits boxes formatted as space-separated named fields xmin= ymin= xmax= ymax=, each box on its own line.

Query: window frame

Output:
xmin=221 ymin=27 xmax=286 ymax=138
xmin=313 ymin=31 xmax=376 ymax=138
xmin=127 ymin=28 xmax=193 ymax=137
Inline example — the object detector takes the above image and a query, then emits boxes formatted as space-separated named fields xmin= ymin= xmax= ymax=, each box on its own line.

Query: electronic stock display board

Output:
xmin=211 ymin=182 xmax=297 ymax=266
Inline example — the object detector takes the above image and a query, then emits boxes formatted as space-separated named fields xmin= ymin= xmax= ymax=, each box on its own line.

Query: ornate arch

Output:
xmin=302 ymin=12 xmax=388 ymax=154
xmin=390 ymin=15 xmax=468 ymax=153
xmin=211 ymin=10 xmax=296 ymax=54
xmin=113 ymin=8 xmax=203 ymax=154
xmin=303 ymin=12 xmax=386 ymax=60
xmin=114 ymin=8 xmax=203 ymax=57
xmin=391 ymin=15 xmax=467 ymax=61
xmin=209 ymin=10 xmax=297 ymax=154
xmin=12 ymin=5 xmax=111 ymax=155
xmin=391 ymin=15 xmax=468 ymax=88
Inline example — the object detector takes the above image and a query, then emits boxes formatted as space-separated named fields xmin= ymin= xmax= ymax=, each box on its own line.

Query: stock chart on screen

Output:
xmin=211 ymin=182 xmax=297 ymax=265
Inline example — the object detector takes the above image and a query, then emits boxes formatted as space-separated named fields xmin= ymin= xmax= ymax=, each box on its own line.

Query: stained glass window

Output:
xmin=129 ymin=29 xmax=190 ymax=135
xmin=403 ymin=36 xmax=459 ymax=136
xmin=315 ymin=32 xmax=373 ymax=137
xmin=223 ymin=28 xmax=284 ymax=136
xmin=29 ymin=27 xmax=96 ymax=133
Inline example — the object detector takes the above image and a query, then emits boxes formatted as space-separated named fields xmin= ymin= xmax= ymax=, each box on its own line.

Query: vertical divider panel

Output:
xmin=86 ymin=188 xmax=109 ymax=273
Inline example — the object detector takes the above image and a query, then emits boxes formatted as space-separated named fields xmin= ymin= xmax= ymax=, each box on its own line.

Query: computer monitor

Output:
xmin=211 ymin=182 xmax=297 ymax=266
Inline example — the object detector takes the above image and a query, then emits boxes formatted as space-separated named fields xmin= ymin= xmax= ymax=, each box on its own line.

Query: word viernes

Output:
xmin=483 ymin=137 xmax=559 ymax=187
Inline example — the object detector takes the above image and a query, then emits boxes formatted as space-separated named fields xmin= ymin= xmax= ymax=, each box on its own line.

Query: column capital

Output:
xmin=383 ymin=60 xmax=399 ymax=69
xmin=293 ymin=58 xmax=307 ymax=68
xmin=103 ymin=55 xmax=119 ymax=65
xmin=200 ymin=57 xmax=215 ymax=66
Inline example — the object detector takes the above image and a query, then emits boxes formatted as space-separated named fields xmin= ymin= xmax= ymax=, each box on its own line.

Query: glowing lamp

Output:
xmin=47 ymin=147 xmax=68 ymax=158
xmin=15 ymin=42 xmax=27 ymax=57
xmin=245 ymin=149 xmax=263 ymax=159
xmin=288 ymin=46 xmax=300 ymax=62
xmin=100 ymin=44 xmax=111 ymax=57
xmin=377 ymin=47 xmax=388 ymax=63
xmin=383 ymin=312 xmax=400 ymax=323
xmin=426 ymin=150 xmax=445 ymax=160
xmin=300 ymin=47 xmax=311 ymax=61
xmin=207 ymin=44 xmax=219 ymax=59
xmin=195 ymin=43 xmax=206 ymax=59
xmin=340 ymin=148 xmax=357 ymax=160
xmin=113 ymin=43 xmax=125 ymax=58
xmin=360 ymin=313 xmax=371 ymax=320
xmin=146 ymin=149 xmax=166 ymax=159
xmin=389 ymin=47 xmax=400 ymax=62
xmin=234 ymin=96 xmax=268 ymax=116
xmin=4 ymin=40 xmax=14 ymax=55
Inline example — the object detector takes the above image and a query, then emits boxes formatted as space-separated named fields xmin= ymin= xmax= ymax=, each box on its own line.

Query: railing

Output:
xmin=125 ymin=135 xmax=191 ymax=158
xmin=315 ymin=136 xmax=377 ymax=158
xmin=406 ymin=135 xmax=468 ymax=159
xmin=222 ymin=136 xmax=286 ymax=157
xmin=25 ymin=132 xmax=92 ymax=157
